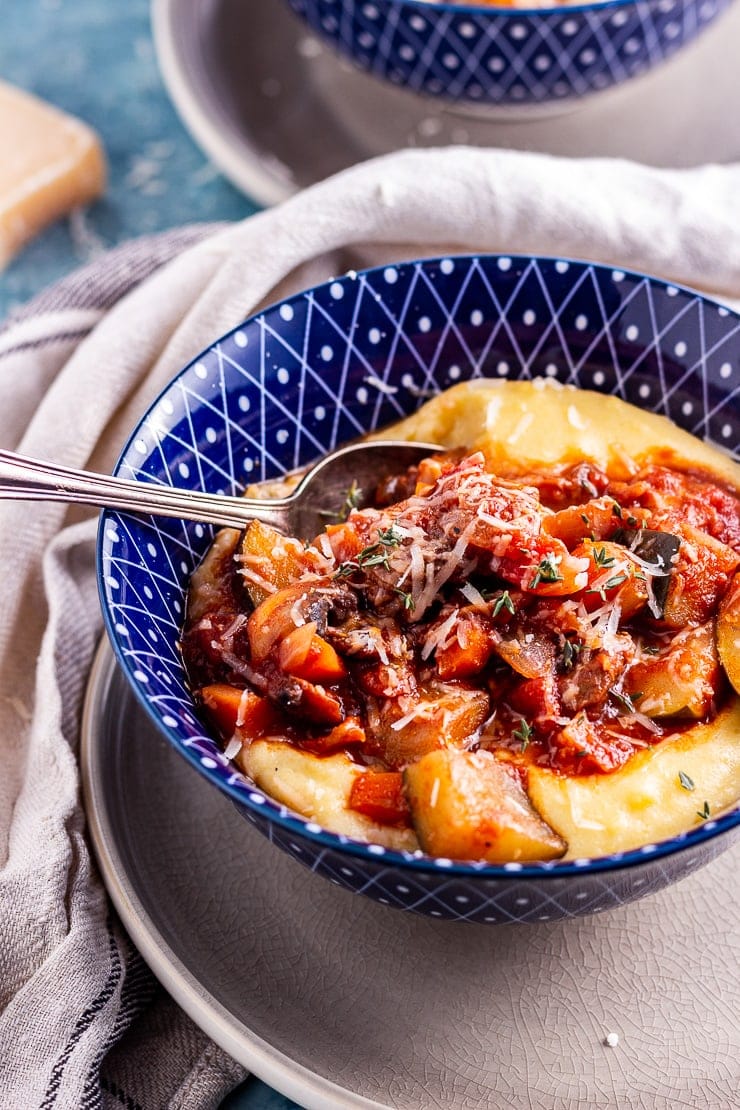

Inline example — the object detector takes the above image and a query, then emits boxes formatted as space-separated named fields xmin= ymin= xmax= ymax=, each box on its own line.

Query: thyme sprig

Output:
xmin=592 ymin=546 xmax=616 ymax=568
xmin=528 ymin=554 xmax=563 ymax=590
xmin=587 ymin=572 xmax=629 ymax=601
xmin=334 ymin=524 xmax=404 ymax=578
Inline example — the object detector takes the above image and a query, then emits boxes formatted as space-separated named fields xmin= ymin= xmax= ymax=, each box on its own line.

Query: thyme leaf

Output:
xmin=393 ymin=587 xmax=415 ymax=611
xmin=377 ymin=525 xmax=403 ymax=548
xmin=603 ymin=572 xmax=629 ymax=590
xmin=561 ymin=638 xmax=582 ymax=671
xmin=357 ymin=550 xmax=393 ymax=570
xmin=529 ymin=554 xmax=563 ymax=590
xmin=513 ymin=719 xmax=533 ymax=751
xmin=492 ymin=590 xmax=516 ymax=618
xmin=592 ymin=546 xmax=616 ymax=568
xmin=678 ymin=770 xmax=695 ymax=792
xmin=586 ymin=572 xmax=629 ymax=601
xmin=610 ymin=687 xmax=637 ymax=714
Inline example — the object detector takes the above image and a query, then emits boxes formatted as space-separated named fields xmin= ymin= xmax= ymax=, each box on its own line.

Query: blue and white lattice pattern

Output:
xmin=286 ymin=0 xmax=731 ymax=104
xmin=99 ymin=254 xmax=740 ymax=923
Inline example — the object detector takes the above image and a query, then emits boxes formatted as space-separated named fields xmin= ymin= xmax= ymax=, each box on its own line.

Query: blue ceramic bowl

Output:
xmin=285 ymin=0 xmax=730 ymax=107
xmin=99 ymin=253 xmax=740 ymax=924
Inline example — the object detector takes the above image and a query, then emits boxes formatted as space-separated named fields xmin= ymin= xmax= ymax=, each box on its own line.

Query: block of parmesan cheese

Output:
xmin=0 ymin=79 xmax=106 ymax=269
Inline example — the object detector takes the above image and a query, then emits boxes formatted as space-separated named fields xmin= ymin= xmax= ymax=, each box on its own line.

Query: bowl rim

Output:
xmin=98 ymin=249 xmax=740 ymax=881
xmin=338 ymin=0 xmax=691 ymax=22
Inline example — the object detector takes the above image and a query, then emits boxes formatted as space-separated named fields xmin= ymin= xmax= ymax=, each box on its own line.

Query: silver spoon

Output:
xmin=0 ymin=440 xmax=442 ymax=537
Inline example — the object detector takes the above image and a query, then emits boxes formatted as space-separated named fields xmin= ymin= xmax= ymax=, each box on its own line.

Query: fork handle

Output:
xmin=0 ymin=449 xmax=290 ymax=531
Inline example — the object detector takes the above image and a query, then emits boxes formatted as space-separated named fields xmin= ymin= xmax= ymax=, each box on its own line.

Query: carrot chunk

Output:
xmin=436 ymin=614 xmax=494 ymax=679
xmin=348 ymin=771 xmax=411 ymax=826
xmin=199 ymin=684 xmax=282 ymax=738
xmin=279 ymin=626 xmax=347 ymax=682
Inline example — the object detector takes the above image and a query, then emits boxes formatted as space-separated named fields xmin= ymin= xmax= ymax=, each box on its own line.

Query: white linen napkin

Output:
xmin=0 ymin=146 xmax=739 ymax=1110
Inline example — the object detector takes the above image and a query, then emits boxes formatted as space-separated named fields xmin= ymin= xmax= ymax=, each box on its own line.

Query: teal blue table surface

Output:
xmin=0 ymin=0 xmax=257 ymax=323
xmin=2 ymin=3 xmax=298 ymax=1107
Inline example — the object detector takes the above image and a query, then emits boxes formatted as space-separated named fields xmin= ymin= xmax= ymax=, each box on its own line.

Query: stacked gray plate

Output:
xmin=151 ymin=0 xmax=740 ymax=205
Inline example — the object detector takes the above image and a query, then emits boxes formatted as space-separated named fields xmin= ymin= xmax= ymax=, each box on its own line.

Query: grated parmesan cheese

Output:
xmin=224 ymin=736 xmax=243 ymax=760
xmin=460 ymin=582 xmax=488 ymax=609
xmin=421 ymin=609 xmax=460 ymax=660
xmin=289 ymin=594 xmax=309 ymax=627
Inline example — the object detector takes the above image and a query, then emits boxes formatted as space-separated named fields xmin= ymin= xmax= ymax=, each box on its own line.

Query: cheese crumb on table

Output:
xmin=0 ymin=79 xmax=106 ymax=269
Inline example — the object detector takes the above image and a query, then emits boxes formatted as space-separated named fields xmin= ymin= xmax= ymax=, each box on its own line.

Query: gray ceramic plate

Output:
xmin=152 ymin=0 xmax=740 ymax=207
xmin=81 ymin=640 xmax=740 ymax=1109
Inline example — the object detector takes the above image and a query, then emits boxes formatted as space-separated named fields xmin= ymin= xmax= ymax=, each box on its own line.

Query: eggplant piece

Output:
xmin=494 ymin=630 xmax=557 ymax=679
xmin=717 ymin=570 xmax=740 ymax=696
xmin=365 ymin=683 xmax=490 ymax=769
xmin=653 ymin=524 xmax=738 ymax=627
xmin=625 ymin=623 xmax=722 ymax=718
xmin=612 ymin=528 xmax=681 ymax=617
xmin=403 ymin=748 xmax=566 ymax=862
